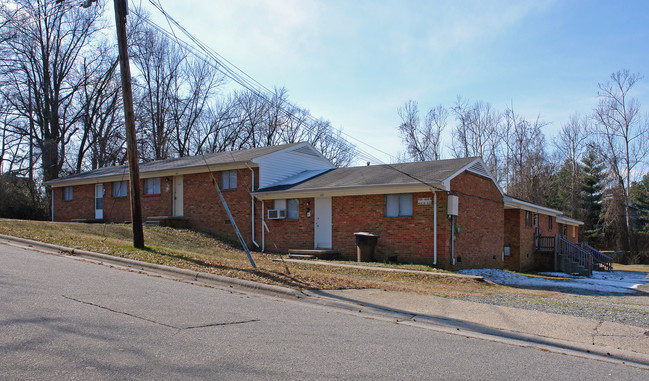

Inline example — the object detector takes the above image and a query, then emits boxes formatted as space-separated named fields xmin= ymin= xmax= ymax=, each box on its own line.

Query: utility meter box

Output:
xmin=447 ymin=195 xmax=459 ymax=216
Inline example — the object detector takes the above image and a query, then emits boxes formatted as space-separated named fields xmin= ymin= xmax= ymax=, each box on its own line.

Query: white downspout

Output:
xmin=261 ymin=202 xmax=267 ymax=252
xmin=245 ymin=163 xmax=259 ymax=248
xmin=434 ymin=191 xmax=437 ymax=265
xmin=430 ymin=187 xmax=437 ymax=265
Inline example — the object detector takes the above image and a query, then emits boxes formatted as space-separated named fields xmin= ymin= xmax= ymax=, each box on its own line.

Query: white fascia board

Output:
xmin=445 ymin=158 xmax=504 ymax=196
xmin=253 ymin=142 xmax=334 ymax=167
xmin=556 ymin=216 xmax=584 ymax=226
xmin=253 ymin=182 xmax=447 ymax=200
xmin=46 ymin=162 xmax=257 ymax=188
xmin=503 ymin=196 xmax=562 ymax=216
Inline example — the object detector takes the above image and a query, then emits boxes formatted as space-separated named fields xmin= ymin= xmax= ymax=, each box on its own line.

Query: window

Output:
xmin=113 ymin=181 xmax=128 ymax=197
xmin=572 ymin=226 xmax=577 ymax=238
xmin=63 ymin=186 xmax=73 ymax=201
xmin=143 ymin=178 xmax=161 ymax=195
xmin=272 ymin=199 xmax=299 ymax=219
xmin=386 ymin=194 xmax=413 ymax=217
xmin=548 ymin=215 xmax=552 ymax=230
xmin=524 ymin=211 xmax=532 ymax=227
xmin=221 ymin=170 xmax=237 ymax=189
xmin=287 ymin=199 xmax=299 ymax=219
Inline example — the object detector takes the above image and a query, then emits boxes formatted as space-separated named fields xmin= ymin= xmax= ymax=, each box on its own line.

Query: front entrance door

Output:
xmin=314 ymin=197 xmax=332 ymax=249
xmin=95 ymin=184 xmax=104 ymax=220
xmin=173 ymin=175 xmax=183 ymax=217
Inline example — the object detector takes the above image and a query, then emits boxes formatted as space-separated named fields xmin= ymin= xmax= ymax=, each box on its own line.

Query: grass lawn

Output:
xmin=0 ymin=218 xmax=503 ymax=296
xmin=613 ymin=263 xmax=649 ymax=272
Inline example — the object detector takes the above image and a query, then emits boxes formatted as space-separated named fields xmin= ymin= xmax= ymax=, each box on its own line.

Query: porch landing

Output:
xmin=144 ymin=216 xmax=189 ymax=229
xmin=288 ymin=249 xmax=339 ymax=260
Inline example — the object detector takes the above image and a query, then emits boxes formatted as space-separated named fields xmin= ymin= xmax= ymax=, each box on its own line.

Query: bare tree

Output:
xmin=554 ymin=113 xmax=589 ymax=217
xmin=0 ymin=0 xmax=105 ymax=181
xmin=397 ymin=100 xmax=446 ymax=161
xmin=593 ymin=69 xmax=649 ymax=252
xmin=451 ymin=98 xmax=502 ymax=178
xmin=503 ymin=104 xmax=551 ymax=203
xmin=131 ymin=22 xmax=185 ymax=160
xmin=170 ymin=57 xmax=223 ymax=157
xmin=73 ymin=43 xmax=123 ymax=172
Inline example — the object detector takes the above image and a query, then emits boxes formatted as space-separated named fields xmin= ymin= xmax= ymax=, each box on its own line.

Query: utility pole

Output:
xmin=114 ymin=0 xmax=144 ymax=248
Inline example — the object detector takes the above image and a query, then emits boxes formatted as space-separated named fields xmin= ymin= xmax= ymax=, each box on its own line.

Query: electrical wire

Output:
xmin=139 ymin=0 xmax=396 ymax=165
xmin=136 ymin=0 xmax=448 ymax=192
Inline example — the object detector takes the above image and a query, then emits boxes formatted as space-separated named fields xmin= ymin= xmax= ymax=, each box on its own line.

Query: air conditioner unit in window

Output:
xmin=268 ymin=209 xmax=286 ymax=219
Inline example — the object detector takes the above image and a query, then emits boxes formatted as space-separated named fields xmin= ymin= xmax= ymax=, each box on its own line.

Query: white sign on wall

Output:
xmin=417 ymin=197 xmax=432 ymax=205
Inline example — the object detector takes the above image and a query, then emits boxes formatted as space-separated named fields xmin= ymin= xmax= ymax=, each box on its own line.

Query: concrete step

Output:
xmin=288 ymin=254 xmax=317 ymax=260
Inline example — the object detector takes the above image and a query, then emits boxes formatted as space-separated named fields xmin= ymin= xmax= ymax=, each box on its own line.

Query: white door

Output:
xmin=173 ymin=175 xmax=183 ymax=217
xmin=314 ymin=197 xmax=332 ymax=249
xmin=95 ymin=184 xmax=104 ymax=219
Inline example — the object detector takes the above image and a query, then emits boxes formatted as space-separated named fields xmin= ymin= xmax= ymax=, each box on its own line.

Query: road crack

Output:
xmin=62 ymin=295 xmax=177 ymax=328
xmin=62 ymin=295 xmax=259 ymax=330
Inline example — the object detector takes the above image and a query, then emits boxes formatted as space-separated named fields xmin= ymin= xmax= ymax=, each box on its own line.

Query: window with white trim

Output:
xmin=63 ymin=186 xmax=73 ymax=201
xmin=143 ymin=178 xmax=161 ymax=195
xmin=113 ymin=181 xmax=128 ymax=197
xmin=286 ymin=199 xmax=299 ymax=219
xmin=385 ymin=194 xmax=413 ymax=217
xmin=221 ymin=170 xmax=237 ymax=189
xmin=272 ymin=199 xmax=299 ymax=219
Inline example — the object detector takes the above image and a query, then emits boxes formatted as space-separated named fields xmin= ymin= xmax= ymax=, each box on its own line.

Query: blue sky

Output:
xmin=143 ymin=0 xmax=649 ymax=163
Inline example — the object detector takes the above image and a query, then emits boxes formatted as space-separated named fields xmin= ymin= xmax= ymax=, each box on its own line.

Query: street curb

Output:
xmin=3 ymin=233 xmax=648 ymax=368
xmin=0 ymin=233 xmax=305 ymax=299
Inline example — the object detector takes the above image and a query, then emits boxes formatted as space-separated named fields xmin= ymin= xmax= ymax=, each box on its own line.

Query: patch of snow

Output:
xmin=458 ymin=269 xmax=649 ymax=294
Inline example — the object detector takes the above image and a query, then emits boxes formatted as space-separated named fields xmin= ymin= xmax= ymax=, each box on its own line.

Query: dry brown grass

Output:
xmin=0 ymin=218 xmax=515 ymax=296
xmin=612 ymin=263 xmax=649 ymax=272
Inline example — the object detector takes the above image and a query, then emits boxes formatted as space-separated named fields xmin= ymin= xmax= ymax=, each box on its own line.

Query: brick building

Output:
xmin=46 ymin=143 xmax=588 ymax=271
xmin=253 ymin=157 xmax=505 ymax=269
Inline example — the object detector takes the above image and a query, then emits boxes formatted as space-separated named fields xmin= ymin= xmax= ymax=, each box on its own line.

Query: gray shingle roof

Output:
xmin=46 ymin=143 xmax=303 ymax=185
xmin=257 ymin=157 xmax=479 ymax=192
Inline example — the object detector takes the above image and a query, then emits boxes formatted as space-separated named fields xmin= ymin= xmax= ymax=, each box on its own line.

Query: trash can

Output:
xmin=354 ymin=232 xmax=379 ymax=262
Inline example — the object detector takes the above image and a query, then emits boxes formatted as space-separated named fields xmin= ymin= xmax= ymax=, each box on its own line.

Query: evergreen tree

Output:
xmin=580 ymin=147 xmax=605 ymax=242
xmin=630 ymin=174 xmax=649 ymax=233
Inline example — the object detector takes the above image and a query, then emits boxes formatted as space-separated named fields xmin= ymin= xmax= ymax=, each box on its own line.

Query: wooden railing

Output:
xmin=556 ymin=236 xmax=592 ymax=276
xmin=537 ymin=235 xmax=602 ymax=276
xmin=536 ymin=235 xmax=556 ymax=252
xmin=581 ymin=242 xmax=613 ymax=271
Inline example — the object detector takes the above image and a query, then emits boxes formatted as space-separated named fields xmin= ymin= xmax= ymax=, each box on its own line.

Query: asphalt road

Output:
xmin=1 ymin=242 xmax=647 ymax=380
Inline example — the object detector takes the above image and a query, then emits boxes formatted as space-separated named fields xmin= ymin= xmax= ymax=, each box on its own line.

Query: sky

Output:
xmin=139 ymin=0 xmax=649 ymax=164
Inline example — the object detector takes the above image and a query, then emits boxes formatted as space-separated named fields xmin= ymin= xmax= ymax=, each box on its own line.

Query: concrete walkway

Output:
xmin=311 ymin=288 xmax=649 ymax=365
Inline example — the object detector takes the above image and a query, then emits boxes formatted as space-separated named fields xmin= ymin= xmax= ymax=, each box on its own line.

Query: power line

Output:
xmin=139 ymin=0 xmax=397 ymax=166
xmin=136 ymin=1 xmax=449 ymax=192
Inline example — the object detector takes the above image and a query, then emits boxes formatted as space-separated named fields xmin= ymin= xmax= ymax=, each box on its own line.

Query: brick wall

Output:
xmin=448 ymin=172 xmax=504 ymax=269
xmin=503 ymin=209 xmax=522 ymax=271
xmin=103 ymin=181 xmax=132 ymax=223
xmin=263 ymin=198 xmax=315 ymax=251
xmin=52 ymin=184 xmax=95 ymax=221
xmin=262 ymin=171 xmax=504 ymax=269
xmin=330 ymin=192 xmax=440 ymax=264
xmin=183 ymin=168 xmax=260 ymax=247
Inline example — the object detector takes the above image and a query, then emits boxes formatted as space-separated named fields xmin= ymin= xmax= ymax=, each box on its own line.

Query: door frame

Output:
xmin=95 ymin=184 xmax=104 ymax=220
xmin=314 ymin=197 xmax=332 ymax=249
xmin=173 ymin=175 xmax=183 ymax=217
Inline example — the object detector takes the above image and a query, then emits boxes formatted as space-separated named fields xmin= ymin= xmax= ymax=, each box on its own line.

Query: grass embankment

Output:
xmin=0 ymin=219 xmax=497 ymax=296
